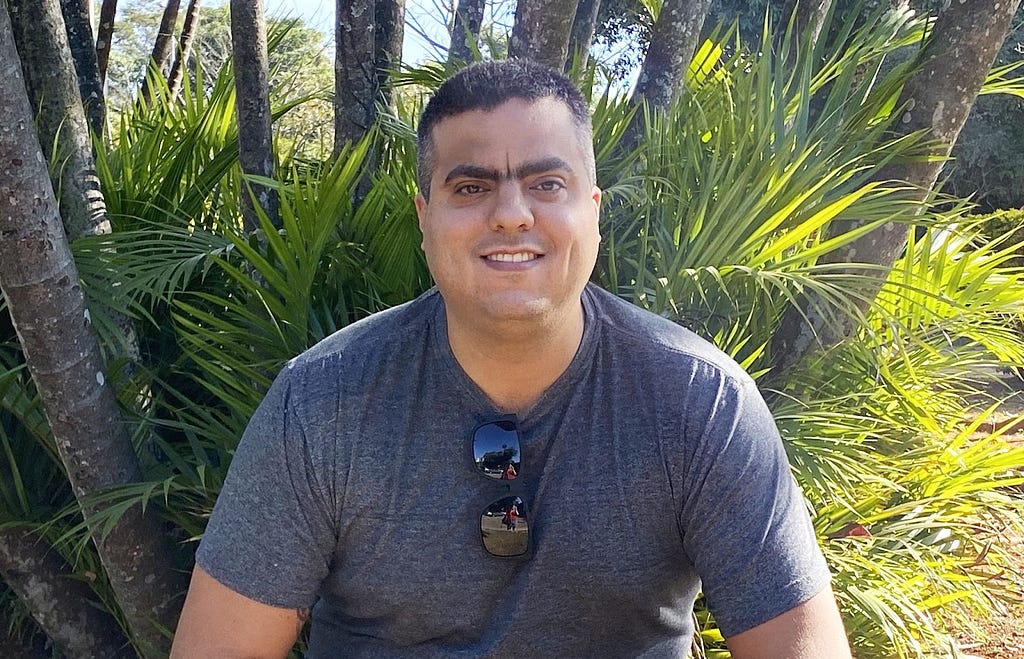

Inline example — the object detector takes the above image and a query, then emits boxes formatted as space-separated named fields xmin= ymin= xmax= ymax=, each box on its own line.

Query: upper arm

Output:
xmin=725 ymin=588 xmax=851 ymax=659
xmin=170 ymin=565 xmax=305 ymax=659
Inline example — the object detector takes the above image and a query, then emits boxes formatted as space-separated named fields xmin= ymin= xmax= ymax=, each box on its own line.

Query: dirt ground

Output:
xmin=954 ymin=374 xmax=1024 ymax=658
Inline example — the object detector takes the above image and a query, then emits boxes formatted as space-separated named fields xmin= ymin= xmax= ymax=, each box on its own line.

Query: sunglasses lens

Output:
xmin=480 ymin=495 xmax=529 ymax=557
xmin=472 ymin=420 xmax=520 ymax=481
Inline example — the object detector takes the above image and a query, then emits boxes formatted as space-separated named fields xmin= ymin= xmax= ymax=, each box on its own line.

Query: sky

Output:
xmin=259 ymin=0 xmax=451 ymax=65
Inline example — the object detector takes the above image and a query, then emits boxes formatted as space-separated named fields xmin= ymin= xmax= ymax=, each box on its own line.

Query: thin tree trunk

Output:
xmin=0 ymin=6 xmax=186 ymax=655
xmin=59 ymin=0 xmax=105 ymax=139
xmin=446 ymin=0 xmax=484 ymax=64
xmin=777 ymin=0 xmax=832 ymax=48
xmin=566 ymin=0 xmax=601 ymax=70
xmin=509 ymin=0 xmax=576 ymax=70
xmin=150 ymin=0 xmax=182 ymax=74
xmin=139 ymin=0 xmax=182 ymax=101
xmin=9 ymin=0 xmax=110 ymax=241
xmin=334 ymin=0 xmax=377 ymax=155
xmin=630 ymin=0 xmax=712 ymax=110
xmin=0 ymin=527 xmax=127 ymax=657
xmin=95 ymin=0 xmax=116 ymax=87
xmin=230 ymin=0 xmax=279 ymax=231
xmin=770 ymin=0 xmax=1023 ymax=375
xmin=167 ymin=0 xmax=201 ymax=99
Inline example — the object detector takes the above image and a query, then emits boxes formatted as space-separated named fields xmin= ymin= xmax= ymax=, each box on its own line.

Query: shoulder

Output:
xmin=584 ymin=284 xmax=752 ymax=388
xmin=285 ymin=289 xmax=440 ymax=377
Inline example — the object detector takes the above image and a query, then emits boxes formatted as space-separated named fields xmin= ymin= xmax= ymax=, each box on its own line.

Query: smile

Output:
xmin=484 ymin=253 xmax=539 ymax=263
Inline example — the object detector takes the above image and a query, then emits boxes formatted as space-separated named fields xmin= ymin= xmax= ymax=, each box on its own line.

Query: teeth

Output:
xmin=487 ymin=252 xmax=537 ymax=263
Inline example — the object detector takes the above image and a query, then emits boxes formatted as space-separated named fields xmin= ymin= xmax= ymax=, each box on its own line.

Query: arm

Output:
xmin=170 ymin=566 xmax=306 ymax=659
xmin=725 ymin=588 xmax=851 ymax=659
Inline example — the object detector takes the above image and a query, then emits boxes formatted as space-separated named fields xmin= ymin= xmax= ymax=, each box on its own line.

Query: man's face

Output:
xmin=415 ymin=97 xmax=601 ymax=327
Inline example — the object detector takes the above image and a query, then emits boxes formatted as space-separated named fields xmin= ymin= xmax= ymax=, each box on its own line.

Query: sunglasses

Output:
xmin=472 ymin=417 xmax=531 ymax=557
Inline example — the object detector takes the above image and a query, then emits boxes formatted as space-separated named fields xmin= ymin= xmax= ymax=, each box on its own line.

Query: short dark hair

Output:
xmin=416 ymin=59 xmax=595 ymax=199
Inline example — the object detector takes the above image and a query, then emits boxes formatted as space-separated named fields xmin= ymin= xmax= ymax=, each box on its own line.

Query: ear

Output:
xmin=590 ymin=186 xmax=602 ymax=210
xmin=414 ymin=193 xmax=428 ymax=230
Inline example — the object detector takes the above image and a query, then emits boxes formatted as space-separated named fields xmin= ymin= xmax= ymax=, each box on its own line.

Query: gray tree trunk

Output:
xmin=150 ymin=0 xmax=182 ymax=74
xmin=447 ymin=0 xmax=485 ymax=64
xmin=0 ymin=6 xmax=185 ymax=654
xmin=509 ymin=0 xmax=577 ymax=70
xmin=631 ymin=0 xmax=712 ymax=109
xmin=778 ymin=0 xmax=832 ymax=47
xmin=0 ymin=527 xmax=127 ymax=657
xmin=566 ymin=0 xmax=601 ymax=70
xmin=230 ymin=0 xmax=279 ymax=231
xmin=59 ymin=0 xmax=105 ymax=138
xmin=334 ymin=0 xmax=376 ymax=155
xmin=167 ymin=0 xmax=202 ymax=99
xmin=8 ymin=0 xmax=111 ymax=241
xmin=95 ymin=0 xmax=116 ymax=87
xmin=374 ymin=0 xmax=404 ymax=110
xmin=139 ymin=0 xmax=182 ymax=101
xmin=770 ymin=0 xmax=1023 ymax=375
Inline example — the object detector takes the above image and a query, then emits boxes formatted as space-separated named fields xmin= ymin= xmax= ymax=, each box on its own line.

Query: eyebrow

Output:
xmin=443 ymin=156 xmax=574 ymax=185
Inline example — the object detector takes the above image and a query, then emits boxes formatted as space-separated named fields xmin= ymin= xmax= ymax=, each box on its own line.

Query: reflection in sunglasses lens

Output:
xmin=473 ymin=420 xmax=520 ymax=481
xmin=480 ymin=495 xmax=529 ymax=557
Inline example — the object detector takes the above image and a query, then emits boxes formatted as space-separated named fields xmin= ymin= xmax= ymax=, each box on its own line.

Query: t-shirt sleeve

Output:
xmin=675 ymin=369 xmax=832 ymax=637
xmin=195 ymin=365 xmax=337 ymax=609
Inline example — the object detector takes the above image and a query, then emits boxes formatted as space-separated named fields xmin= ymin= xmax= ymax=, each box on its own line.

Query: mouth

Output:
xmin=484 ymin=252 xmax=541 ymax=263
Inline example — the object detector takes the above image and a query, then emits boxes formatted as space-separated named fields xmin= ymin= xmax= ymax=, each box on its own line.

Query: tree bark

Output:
xmin=777 ymin=0 xmax=832 ymax=48
xmin=0 ymin=6 xmax=186 ymax=654
xmin=509 ymin=0 xmax=577 ymax=69
xmin=446 ymin=0 xmax=485 ymax=64
xmin=8 ymin=0 xmax=111 ymax=242
xmin=374 ymin=0 xmax=404 ymax=110
xmin=567 ymin=0 xmax=601 ymax=70
xmin=95 ymin=0 xmax=116 ymax=88
xmin=0 ymin=527 xmax=127 ymax=657
xmin=770 ymin=0 xmax=1023 ymax=375
xmin=167 ymin=0 xmax=201 ymax=99
xmin=150 ymin=0 xmax=182 ymax=74
xmin=230 ymin=0 xmax=279 ymax=231
xmin=334 ymin=0 xmax=377 ymax=155
xmin=631 ymin=0 xmax=712 ymax=109
xmin=59 ymin=0 xmax=105 ymax=139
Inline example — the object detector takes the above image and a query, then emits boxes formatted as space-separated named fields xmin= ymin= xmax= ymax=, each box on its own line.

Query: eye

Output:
xmin=455 ymin=183 xmax=486 ymax=196
xmin=532 ymin=179 xmax=565 ymax=193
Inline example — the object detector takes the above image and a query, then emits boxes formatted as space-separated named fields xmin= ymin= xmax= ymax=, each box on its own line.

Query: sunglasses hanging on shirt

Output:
xmin=472 ymin=417 xmax=531 ymax=558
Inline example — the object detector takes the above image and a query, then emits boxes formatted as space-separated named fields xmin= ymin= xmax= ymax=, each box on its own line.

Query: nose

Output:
xmin=489 ymin=183 xmax=535 ymax=232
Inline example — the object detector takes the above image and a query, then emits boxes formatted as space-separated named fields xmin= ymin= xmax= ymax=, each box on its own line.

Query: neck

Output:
xmin=446 ymin=302 xmax=585 ymax=416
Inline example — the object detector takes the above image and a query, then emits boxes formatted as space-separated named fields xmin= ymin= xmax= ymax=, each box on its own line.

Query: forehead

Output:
xmin=427 ymin=98 xmax=585 ymax=167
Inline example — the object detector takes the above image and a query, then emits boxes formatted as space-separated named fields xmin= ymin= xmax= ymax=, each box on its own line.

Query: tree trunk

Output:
xmin=770 ymin=0 xmax=1023 ymax=375
xmin=95 ymin=0 xmax=116 ymax=88
xmin=167 ymin=0 xmax=201 ymax=99
xmin=0 ymin=527 xmax=127 ymax=657
xmin=150 ymin=0 xmax=182 ymax=74
xmin=0 ymin=6 xmax=186 ymax=654
xmin=447 ymin=0 xmax=485 ymax=64
xmin=139 ymin=0 xmax=182 ymax=101
xmin=566 ymin=0 xmax=601 ymax=70
xmin=777 ymin=0 xmax=832 ymax=48
xmin=334 ymin=0 xmax=376 ymax=155
xmin=631 ymin=0 xmax=712 ymax=109
xmin=59 ymin=0 xmax=105 ymax=139
xmin=8 ymin=0 xmax=111 ymax=242
xmin=374 ymin=0 xmax=404 ymax=108
xmin=509 ymin=0 xmax=577 ymax=70
xmin=230 ymin=0 xmax=279 ymax=232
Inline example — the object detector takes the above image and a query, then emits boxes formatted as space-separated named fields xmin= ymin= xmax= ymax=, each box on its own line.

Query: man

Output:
xmin=172 ymin=60 xmax=851 ymax=657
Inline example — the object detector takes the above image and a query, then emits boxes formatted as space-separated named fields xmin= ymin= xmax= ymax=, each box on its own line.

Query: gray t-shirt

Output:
xmin=196 ymin=284 xmax=831 ymax=657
